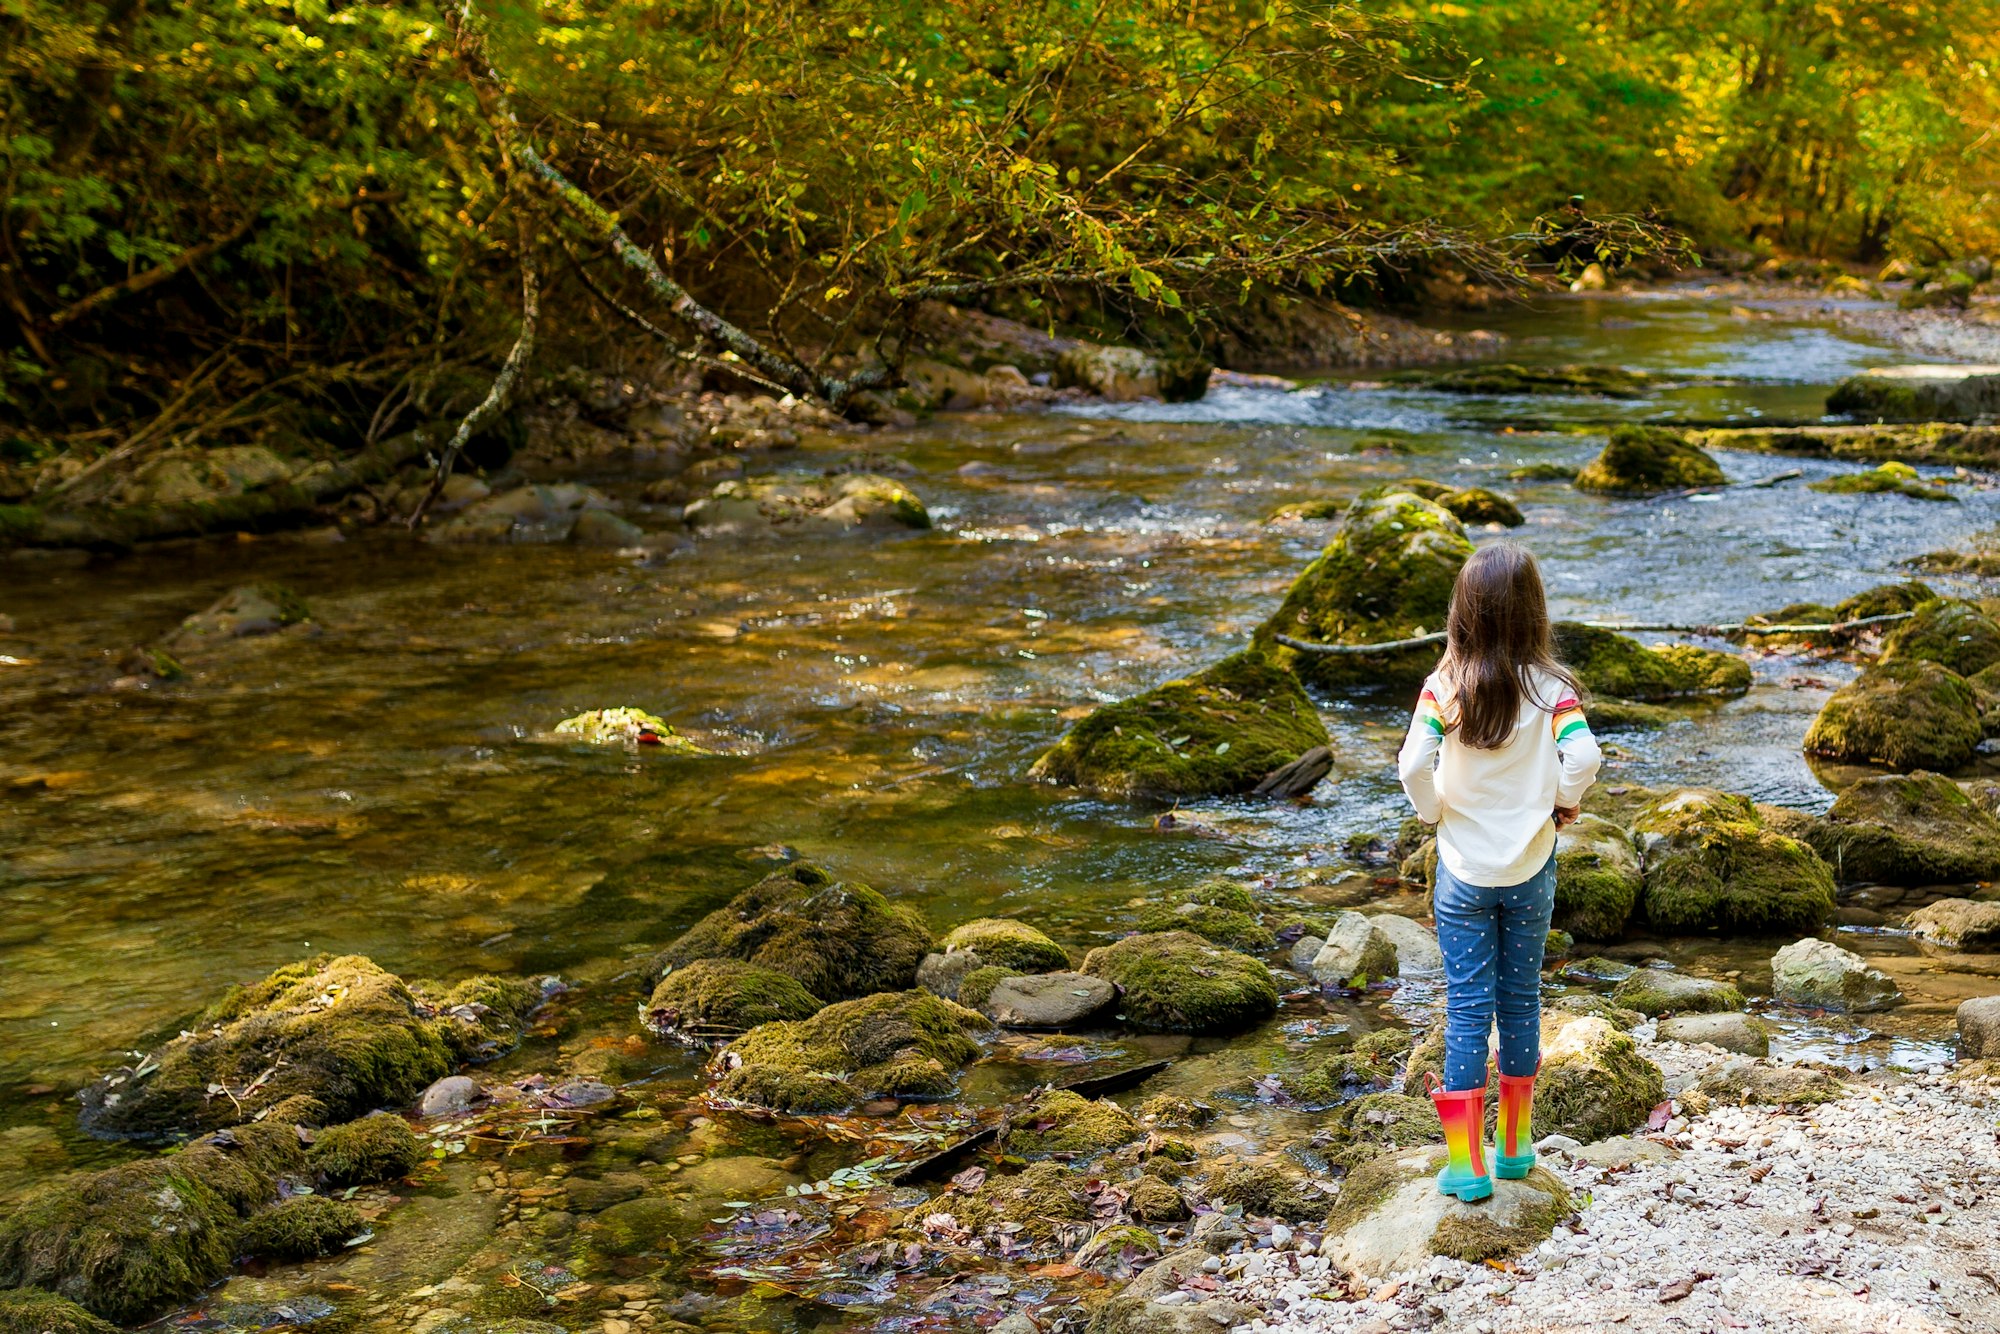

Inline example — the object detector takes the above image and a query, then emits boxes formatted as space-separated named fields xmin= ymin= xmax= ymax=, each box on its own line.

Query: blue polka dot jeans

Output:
xmin=1433 ymin=853 xmax=1557 ymax=1091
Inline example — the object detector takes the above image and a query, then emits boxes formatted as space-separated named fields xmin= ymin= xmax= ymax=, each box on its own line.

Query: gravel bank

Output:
xmin=1218 ymin=1053 xmax=2000 ymax=1334
xmin=1831 ymin=305 xmax=2000 ymax=365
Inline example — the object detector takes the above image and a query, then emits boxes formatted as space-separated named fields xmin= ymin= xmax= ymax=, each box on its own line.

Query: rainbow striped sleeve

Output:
xmin=1551 ymin=694 xmax=1589 ymax=742
xmin=1415 ymin=685 xmax=1451 ymax=737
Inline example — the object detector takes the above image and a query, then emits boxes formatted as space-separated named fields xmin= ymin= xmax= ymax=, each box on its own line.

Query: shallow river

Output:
xmin=2 ymin=289 xmax=1996 ymax=1331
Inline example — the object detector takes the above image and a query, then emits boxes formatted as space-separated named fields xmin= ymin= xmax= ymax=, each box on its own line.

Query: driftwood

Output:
xmin=1643 ymin=467 xmax=1803 ymax=504
xmin=888 ymin=1059 xmax=1171 ymax=1186
xmin=1272 ymin=609 xmax=1917 ymax=657
xmin=1254 ymin=745 xmax=1333 ymax=798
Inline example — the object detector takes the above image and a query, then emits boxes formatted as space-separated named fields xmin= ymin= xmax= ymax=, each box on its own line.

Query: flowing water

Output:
xmin=2 ymin=288 xmax=1996 ymax=1330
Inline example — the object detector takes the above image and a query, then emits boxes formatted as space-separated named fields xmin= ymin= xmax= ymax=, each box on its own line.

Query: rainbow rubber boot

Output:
xmin=1426 ymin=1075 xmax=1494 ymax=1202
xmin=1495 ymin=1063 xmax=1540 ymax=1180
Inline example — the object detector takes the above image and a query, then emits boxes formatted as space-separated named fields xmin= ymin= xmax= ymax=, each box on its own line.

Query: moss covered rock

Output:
xmin=1573 ymin=426 xmax=1724 ymax=496
xmin=708 ymin=990 xmax=990 ymax=1113
xmin=1546 ymin=991 xmax=1647 ymax=1031
xmin=1556 ymin=624 xmax=1751 ymax=701
xmin=1284 ymin=1029 xmax=1413 ymax=1106
xmin=1536 ymin=1015 xmax=1666 ymax=1142
xmin=1745 ymin=582 xmax=1936 ymax=650
xmin=1826 ymin=366 xmax=2000 ymax=423
xmin=1126 ymin=1174 xmax=1190 ymax=1223
xmin=0 ymin=1290 xmax=120 ymax=1334
xmin=77 ymin=956 xmax=544 ymax=1139
xmin=235 ymin=1195 xmax=364 ymax=1261
xmin=1308 ymin=911 xmax=1401 ymax=987
xmin=1695 ymin=1057 xmax=1847 ymax=1105
xmin=1610 ymin=969 xmax=1746 ymax=1017
xmin=643 ymin=959 xmax=825 ymax=1045
xmin=1416 ymin=363 xmax=1652 ymax=398
xmin=1134 ymin=881 xmax=1275 ymax=951
xmin=1803 ymin=772 xmax=2000 ymax=884
xmin=1880 ymin=600 xmax=2000 ymax=676
xmin=1553 ymin=814 xmax=1643 ymax=939
xmin=1200 ymin=1161 xmax=1325 ymax=1221
xmin=1807 ymin=461 xmax=1955 ymax=500
xmin=0 ymin=1121 xmax=302 ymax=1323
xmin=937 ymin=918 xmax=1069 ymax=973
xmin=685 ymin=472 xmax=931 ymax=535
xmin=1356 ymin=479 xmax=1524 ymax=527
xmin=1315 ymin=1092 xmax=1438 ymax=1172
xmin=1803 ymin=660 xmax=1984 ymax=772
xmin=1633 ymin=789 xmax=1836 ymax=935
xmin=306 ymin=1113 xmax=424 ymax=1187
xmin=647 ymin=862 xmax=933 ymax=1002
xmin=1256 ymin=492 xmax=1472 ymax=688
xmin=1029 ymin=650 xmax=1330 ymax=799
xmin=1002 ymin=1089 xmax=1142 ymax=1159
xmin=903 ymin=1159 xmax=1095 ymax=1247
xmin=954 ymin=964 xmax=1009 ymax=1011
xmin=1321 ymin=1148 xmax=1572 ymax=1279
xmin=1080 ymin=931 xmax=1279 ymax=1033
xmin=553 ymin=707 xmax=709 ymax=753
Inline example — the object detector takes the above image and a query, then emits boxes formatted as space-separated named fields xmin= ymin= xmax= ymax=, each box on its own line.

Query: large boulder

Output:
xmin=1826 ymin=366 xmax=2000 ymax=422
xmin=1610 ymin=969 xmax=1746 ymax=1017
xmin=1310 ymin=912 xmax=1400 ymax=987
xmin=1553 ymin=814 xmax=1644 ymax=939
xmin=642 ymin=959 xmax=825 ymax=1045
xmin=937 ymin=918 xmax=1069 ymax=973
xmin=1555 ymin=624 xmax=1751 ymax=701
xmin=1905 ymin=899 xmax=2000 ymax=951
xmin=1632 ymin=790 xmax=1836 ymax=935
xmin=1536 ymin=1015 xmax=1666 ymax=1142
xmin=77 ymin=956 xmax=544 ymax=1139
xmin=1880 ymin=601 xmax=2000 ymax=676
xmin=708 ymin=990 xmax=990 ymax=1113
xmin=1080 ymin=931 xmax=1279 ymax=1033
xmin=1958 ymin=996 xmax=2000 ymax=1059
xmin=1319 ymin=1148 xmax=1572 ymax=1278
xmin=1770 ymin=938 xmax=1901 ymax=1012
xmin=1367 ymin=913 xmax=1443 ymax=973
xmin=1028 ymin=651 xmax=1330 ymax=800
xmin=1573 ymin=425 xmax=1724 ymax=496
xmin=1802 ymin=772 xmax=2000 ymax=884
xmin=1803 ymin=661 xmax=1984 ymax=772
xmin=646 ymin=862 xmax=933 ymax=1002
xmin=1256 ymin=492 xmax=1472 ymax=688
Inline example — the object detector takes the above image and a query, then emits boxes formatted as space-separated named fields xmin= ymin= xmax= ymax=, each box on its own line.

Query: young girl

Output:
xmin=1397 ymin=542 xmax=1601 ymax=1202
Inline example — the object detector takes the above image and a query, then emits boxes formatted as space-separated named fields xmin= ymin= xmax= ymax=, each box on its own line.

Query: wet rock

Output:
xmin=684 ymin=472 xmax=931 ymax=537
xmin=643 ymin=959 xmax=824 ymax=1045
xmin=1134 ymin=880 xmax=1275 ymax=951
xmin=1200 ymin=1160 xmax=1325 ymax=1222
xmin=1030 ymin=650 xmax=1330 ymax=800
xmin=1537 ymin=1015 xmax=1666 ymax=1142
xmin=568 ymin=506 xmax=651 ymax=546
xmin=1905 ymin=898 xmax=2000 ymax=950
xmin=110 ymin=445 xmax=296 ymax=508
xmin=1367 ymin=914 xmax=1442 ymax=973
xmin=1803 ymin=771 xmax=2000 ymax=884
xmin=1610 ymin=968 xmax=1745 ymax=1017
xmin=78 ymin=955 xmax=545 ymax=1138
xmin=647 ymin=862 xmax=933 ymax=1002
xmin=1356 ymin=478 xmax=1524 ymax=527
xmin=307 ymin=1112 xmax=423 ymax=1186
xmin=1284 ymin=1030 xmax=1413 ymax=1108
xmin=236 ymin=1194 xmax=365 ymax=1261
xmin=1310 ymin=912 xmax=1400 ymax=987
xmin=1137 ymin=1094 xmax=1215 ymax=1130
xmin=938 ymin=918 xmax=1069 ymax=972
xmin=1695 ymin=1057 xmax=1846 ymax=1105
xmin=1554 ymin=814 xmax=1644 ymax=939
xmin=1656 ymin=1012 xmax=1770 ymax=1056
xmin=1826 ymin=365 xmax=2000 ymax=422
xmin=1633 ymin=789 xmax=1835 ymax=934
xmin=0 ymin=1289 xmax=118 ymax=1334
xmin=1053 ymin=343 xmax=1210 ymax=402
xmin=977 ymin=972 xmax=1116 ymax=1028
xmin=163 ymin=584 xmax=311 ymax=652
xmin=417 ymin=1074 xmax=483 ymax=1118
xmin=914 ymin=949 xmax=984 ymax=1001
xmin=1319 ymin=1148 xmax=1571 ymax=1278
xmin=1287 ymin=934 xmax=1327 ymax=974
xmin=1545 ymin=991 xmax=1646 ymax=1031
xmin=429 ymin=483 xmax=615 ymax=543
xmin=1880 ymin=600 xmax=2000 ymax=676
xmin=0 ymin=1120 xmax=303 ymax=1323
xmin=1770 ymin=938 xmax=1902 ymax=1011
xmin=1258 ymin=492 xmax=1472 ymax=688
xmin=1556 ymin=624 xmax=1750 ymax=701
xmin=593 ymin=1155 xmax=798 ymax=1256
xmin=1808 ymin=460 xmax=1955 ymax=500
xmin=1957 ymin=996 xmax=2000 ymax=1059
xmin=1080 ymin=931 xmax=1279 ymax=1032
xmin=1573 ymin=425 xmax=1725 ymax=495
xmin=1003 ymin=1088 xmax=1142 ymax=1159
xmin=1126 ymin=1173 xmax=1190 ymax=1223
xmin=1804 ymin=659 xmax=1984 ymax=772
xmin=1252 ymin=743 xmax=1334 ymax=797
xmin=1071 ymin=1222 xmax=1163 ymax=1272
xmin=708 ymin=990 xmax=990 ymax=1113
xmin=1417 ymin=363 xmax=1650 ymax=398
xmin=553 ymin=707 xmax=710 ymax=753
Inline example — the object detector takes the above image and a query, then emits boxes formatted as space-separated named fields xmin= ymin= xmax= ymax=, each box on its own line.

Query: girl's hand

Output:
xmin=1552 ymin=804 xmax=1580 ymax=829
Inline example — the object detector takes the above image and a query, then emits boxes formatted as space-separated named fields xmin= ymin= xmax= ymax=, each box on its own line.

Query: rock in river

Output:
xmin=1632 ymin=789 xmax=1835 ymax=935
xmin=1081 ymin=930 xmax=1279 ymax=1032
xmin=1028 ymin=649 xmax=1330 ymax=800
xmin=684 ymin=472 xmax=931 ymax=537
xmin=1553 ymin=813 xmax=1644 ymax=939
xmin=1611 ymin=968 xmax=1746 ymax=1017
xmin=937 ymin=917 xmax=1069 ymax=972
xmin=553 ymin=706 xmax=710 ymax=753
xmin=643 ymin=958 xmax=825 ymax=1045
xmin=1803 ymin=660 xmax=1985 ymax=772
xmin=1826 ymin=365 xmax=2000 ymax=422
xmin=1310 ymin=911 xmax=1400 ymax=987
xmin=1880 ymin=599 xmax=2000 ymax=676
xmin=1319 ymin=1148 xmax=1572 ymax=1278
xmin=708 ymin=990 xmax=990 ymax=1113
xmin=1801 ymin=771 xmax=2000 ymax=884
xmin=1573 ymin=425 xmax=1724 ymax=495
xmin=1905 ymin=898 xmax=2000 ymax=951
xmin=1770 ymin=938 xmax=1901 ymax=1012
xmin=1535 ymin=1014 xmax=1666 ymax=1142
xmin=975 ymin=971 xmax=1116 ymax=1028
xmin=1556 ymin=623 xmax=1750 ymax=702
xmin=0 ymin=1290 xmax=119 ymax=1334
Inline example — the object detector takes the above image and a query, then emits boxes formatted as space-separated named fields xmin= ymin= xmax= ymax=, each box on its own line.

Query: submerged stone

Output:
xmin=1803 ymin=660 xmax=1984 ymax=772
xmin=903 ymin=1159 xmax=1095 ymax=1247
xmin=1556 ymin=624 xmax=1750 ymax=701
xmin=1802 ymin=771 xmax=2000 ymax=884
xmin=1283 ymin=1028 xmax=1413 ymax=1107
xmin=643 ymin=959 xmax=825 ymax=1045
xmin=1633 ymin=789 xmax=1836 ymax=935
xmin=937 ymin=918 xmax=1069 ymax=973
xmin=163 ymin=584 xmax=311 ymax=649
xmin=1573 ymin=425 xmax=1724 ymax=495
xmin=430 ymin=483 xmax=617 ymax=544
xmin=1553 ymin=814 xmax=1643 ymax=940
xmin=1080 ymin=931 xmax=1279 ymax=1033
xmin=708 ymin=990 xmax=990 ymax=1113
xmin=78 ymin=955 xmax=545 ymax=1139
xmin=647 ymin=862 xmax=933 ymax=1002
xmin=684 ymin=472 xmax=931 ymax=536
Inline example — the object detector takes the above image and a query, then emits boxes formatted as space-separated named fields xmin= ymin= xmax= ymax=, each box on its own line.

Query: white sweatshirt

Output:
xmin=1397 ymin=667 xmax=1602 ymax=886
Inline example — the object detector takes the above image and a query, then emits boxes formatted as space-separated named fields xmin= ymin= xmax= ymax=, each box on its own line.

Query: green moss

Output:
xmin=78 ymin=955 xmax=537 ymax=1139
xmin=1573 ymin=426 xmax=1725 ymax=496
xmin=1125 ymin=1174 xmax=1190 ymax=1223
xmin=1267 ymin=497 xmax=1349 ymax=522
xmin=1319 ymin=1092 xmax=1438 ymax=1172
xmin=1536 ymin=1016 xmax=1666 ymax=1142
xmin=1323 ymin=1151 xmax=1423 ymax=1233
xmin=1256 ymin=491 xmax=1472 ymax=688
xmin=1545 ymin=928 xmax=1575 ymax=958
xmin=1808 ymin=462 xmax=1955 ymax=500
xmin=1285 ymin=1028 xmax=1413 ymax=1106
xmin=938 ymin=918 xmax=1069 ymax=972
xmin=0 ymin=1290 xmax=120 ymax=1334
xmin=1080 ymin=930 xmax=1278 ymax=1033
xmin=553 ymin=708 xmax=710 ymax=753
xmin=1509 ymin=462 xmax=1578 ymax=482
xmin=1553 ymin=814 xmax=1642 ymax=939
xmin=1579 ymin=698 xmax=1678 ymax=731
xmin=1610 ymin=970 xmax=1746 ymax=1016
xmin=1688 ymin=423 xmax=2000 ymax=467
xmin=709 ymin=990 xmax=990 ymax=1113
xmin=1132 ymin=890 xmax=1274 ymax=950
xmin=1803 ymin=771 xmax=2000 ymax=884
xmin=1633 ymin=789 xmax=1836 ymax=934
xmin=0 ymin=1121 xmax=302 ymax=1323
xmin=1003 ymin=1089 xmax=1142 ymax=1159
xmin=1429 ymin=1168 xmax=1572 ymax=1263
xmin=235 ymin=1195 xmax=364 ymax=1262
xmin=1880 ymin=601 xmax=2000 ymax=676
xmin=1913 ymin=549 xmax=2000 ymax=577
xmin=1557 ymin=623 xmax=1751 ymax=701
xmin=1546 ymin=991 xmax=1645 ymax=1031
xmin=1201 ymin=1161 xmax=1323 ymax=1221
xmin=1803 ymin=660 xmax=1984 ymax=772
xmin=1029 ymin=649 xmax=1331 ymax=799
xmin=306 ymin=1113 xmax=424 ymax=1187
xmin=905 ymin=1160 xmax=1095 ymax=1243
xmin=647 ymin=862 xmax=934 ymax=1001
xmin=1135 ymin=1094 xmax=1215 ymax=1129
xmin=1413 ymin=363 xmax=1653 ymax=398
xmin=643 ymin=959 xmax=824 ymax=1045
xmin=1438 ymin=486 xmax=1524 ymax=527
xmin=955 ymin=964 xmax=1009 ymax=1010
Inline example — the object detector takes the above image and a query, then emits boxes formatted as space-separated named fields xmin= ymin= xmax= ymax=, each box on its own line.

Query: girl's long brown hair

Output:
xmin=1437 ymin=542 xmax=1580 ymax=749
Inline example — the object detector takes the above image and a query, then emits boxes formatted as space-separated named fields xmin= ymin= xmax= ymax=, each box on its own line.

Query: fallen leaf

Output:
xmin=1659 ymin=1276 xmax=1699 ymax=1303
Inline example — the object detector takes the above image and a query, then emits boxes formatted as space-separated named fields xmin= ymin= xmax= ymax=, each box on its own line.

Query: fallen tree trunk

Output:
xmin=1272 ymin=609 xmax=1917 ymax=656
